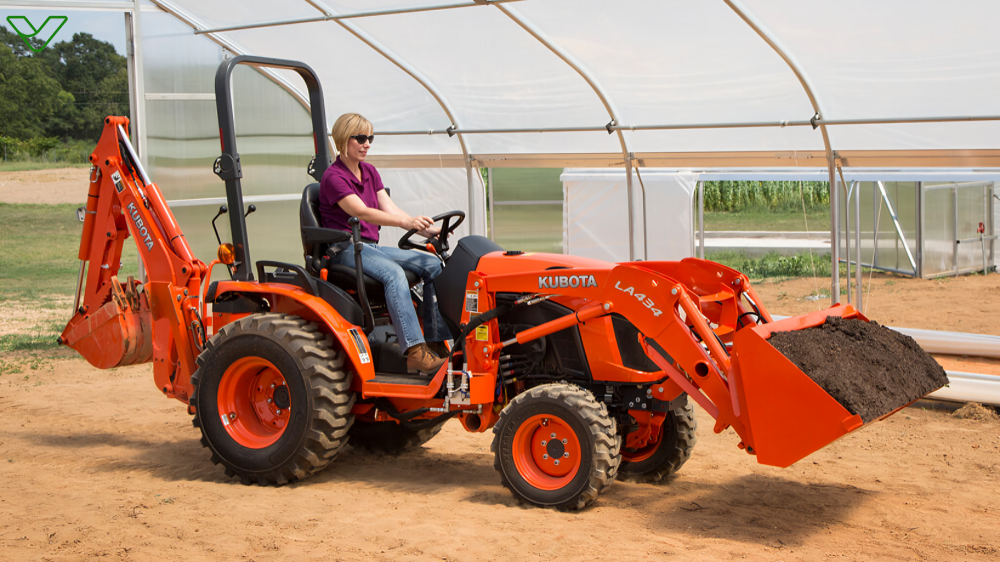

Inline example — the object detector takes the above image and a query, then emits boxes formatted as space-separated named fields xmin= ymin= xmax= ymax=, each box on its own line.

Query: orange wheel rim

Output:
xmin=622 ymin=423 xmax=665 ymax=463
xmin=511 ymin=414 xmax=581 ymax=490
xmin=217 ymin=356 xmax=290 ymax=448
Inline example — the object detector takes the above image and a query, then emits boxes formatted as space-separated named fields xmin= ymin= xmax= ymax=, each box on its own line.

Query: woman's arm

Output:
xmin=337 ymin=192 xmax=434 ymax=232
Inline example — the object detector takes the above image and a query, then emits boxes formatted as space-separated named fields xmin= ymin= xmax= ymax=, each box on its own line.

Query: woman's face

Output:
xmin=344 ymin=130 xmax=371 ymax=163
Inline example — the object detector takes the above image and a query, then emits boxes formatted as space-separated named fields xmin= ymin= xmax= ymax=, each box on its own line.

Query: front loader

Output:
xmin=61 ymin=55 xmax=945 ymax=510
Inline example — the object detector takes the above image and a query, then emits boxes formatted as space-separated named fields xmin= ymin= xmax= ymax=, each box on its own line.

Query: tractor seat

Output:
xmin=299 ymin=183 xmax=418 ymax=291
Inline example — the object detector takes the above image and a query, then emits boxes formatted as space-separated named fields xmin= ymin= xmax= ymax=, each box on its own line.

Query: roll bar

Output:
xmin=213 ymin=55 xmax=332 ymax=281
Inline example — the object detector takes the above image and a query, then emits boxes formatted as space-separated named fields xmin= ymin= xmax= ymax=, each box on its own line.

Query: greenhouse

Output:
xmin=6 ymin=0 xmax=1000 ymax=301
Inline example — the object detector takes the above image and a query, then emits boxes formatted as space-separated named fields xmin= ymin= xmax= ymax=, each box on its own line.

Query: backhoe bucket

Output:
xmin=729 ymin=304 xmax=934 ymax=468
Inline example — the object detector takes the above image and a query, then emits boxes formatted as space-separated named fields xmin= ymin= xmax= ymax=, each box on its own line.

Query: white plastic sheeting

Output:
xmin=561 ymin=169 xmax=697 ymax=262
xmin=378 ymin=167 xmax=486 ymax=244
xmin=144 ymin=0 xmax=1000 ymax=167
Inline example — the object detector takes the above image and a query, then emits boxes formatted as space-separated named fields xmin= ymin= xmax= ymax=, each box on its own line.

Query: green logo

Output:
xmin=6 ymin=15 xmax=68 ymax=53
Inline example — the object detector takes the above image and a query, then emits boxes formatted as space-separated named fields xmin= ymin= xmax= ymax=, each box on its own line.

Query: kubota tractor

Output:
xmin=61 ymin=56 xmax=938 ymax=510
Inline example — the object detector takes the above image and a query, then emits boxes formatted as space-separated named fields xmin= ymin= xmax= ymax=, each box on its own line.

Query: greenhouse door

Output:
xmin=922 ymin=182 xmax=996 ymax=277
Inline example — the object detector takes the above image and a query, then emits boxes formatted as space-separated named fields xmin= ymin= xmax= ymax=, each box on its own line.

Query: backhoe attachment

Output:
xmin=60 ymin=117 xmax=207 ymax=403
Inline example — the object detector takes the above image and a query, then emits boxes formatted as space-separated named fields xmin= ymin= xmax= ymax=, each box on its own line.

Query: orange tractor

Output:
xmin=62 ymin=56 xmax=927 ymax=510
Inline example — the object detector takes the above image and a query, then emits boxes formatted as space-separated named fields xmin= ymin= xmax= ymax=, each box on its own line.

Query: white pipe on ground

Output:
xmin=888 ymin=326 xmax=1000 ymax=359
xmin=930 ymin=371 xmax=1000 ymax=407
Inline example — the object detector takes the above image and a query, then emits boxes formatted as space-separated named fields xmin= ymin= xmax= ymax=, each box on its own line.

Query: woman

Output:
xmin=319 ymin=113 xmax=451 ymax=374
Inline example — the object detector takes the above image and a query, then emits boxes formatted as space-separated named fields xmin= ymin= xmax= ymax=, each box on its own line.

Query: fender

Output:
xmin=210 ymin=280 xmax=375 ymax=382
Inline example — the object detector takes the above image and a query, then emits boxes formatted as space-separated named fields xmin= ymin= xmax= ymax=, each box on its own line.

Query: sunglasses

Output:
xmin=350 ymin=134 xmax=375 ymax=144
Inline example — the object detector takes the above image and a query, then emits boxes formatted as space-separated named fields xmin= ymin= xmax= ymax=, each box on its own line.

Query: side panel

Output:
xmin=210 ymin=281 xmax=375 ymax=382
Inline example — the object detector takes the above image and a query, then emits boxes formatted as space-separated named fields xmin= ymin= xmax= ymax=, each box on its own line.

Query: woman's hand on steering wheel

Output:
xmin=398 ymin=210 xmax=466 ymax=257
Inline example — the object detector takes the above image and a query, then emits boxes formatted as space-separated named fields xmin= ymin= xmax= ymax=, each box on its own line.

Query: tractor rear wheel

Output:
xmin=190 ymin=313 xmax=355 ymax=485
xmin=492 ymin=383 xmax=620 ymax=510
xmin=348 ymin=415 xmax=449 ymax=455
xmin=618 ymin=402 xmax=697 ymax=483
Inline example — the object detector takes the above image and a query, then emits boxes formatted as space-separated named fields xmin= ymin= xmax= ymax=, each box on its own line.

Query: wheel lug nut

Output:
xmin=541 ymin=440 xmax=547 ymax=446
xmin=562 ymin=438 xmax=567 ymax=444
xmin=276 ymin=409 xmax=282 ymax=415
xmin=550 ymin=433 xmax=556 ymax=439
xmin=563 ymin=452 xmax=569 ymax=458
xmin=228 ymin=412 xmax=235 ymax=420
xmin=270 ymin=383 xmax=275 ymax=389
xmin=554 ymin=460 xmax=560 ymax=466
xmin=267 ymin=398 xmax=272 ymax=404
xmin=542 ymin=454 xmax=548 ymax=459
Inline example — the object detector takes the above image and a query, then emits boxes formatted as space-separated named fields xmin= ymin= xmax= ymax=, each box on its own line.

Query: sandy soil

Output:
xmin=2 ymin=169 xmax=999 ymax=561
xmin=0 ymin=168 xmax=90 ymax=205
xmin=0 ymin=355 xmax=997 ymax=562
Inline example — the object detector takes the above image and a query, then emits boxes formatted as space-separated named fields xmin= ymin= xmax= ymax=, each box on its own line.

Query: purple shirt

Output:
xmin=319 ymin=157 xmax=384 ymax=242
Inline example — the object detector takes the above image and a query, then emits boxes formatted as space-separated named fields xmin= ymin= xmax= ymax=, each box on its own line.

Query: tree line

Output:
xmin=0 ymin=25 xmax=129 ymax=150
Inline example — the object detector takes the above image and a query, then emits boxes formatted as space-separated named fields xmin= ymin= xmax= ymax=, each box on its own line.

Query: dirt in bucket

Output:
xmin=768 ymin=316 xmax=949 ymax=423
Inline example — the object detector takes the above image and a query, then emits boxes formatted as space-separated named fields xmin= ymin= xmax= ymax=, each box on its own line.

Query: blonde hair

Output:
xmin=331 ymin=113 xmax=373 ymax=157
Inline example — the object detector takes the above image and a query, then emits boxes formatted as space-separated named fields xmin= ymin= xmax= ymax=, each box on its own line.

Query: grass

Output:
xmin=0 ymin=333 xmax=60 ymax=353
xmin=0 ymin=203 xmax=139 ymax=300
xmin=703 ymin=209 xmax=831 ymax=232
xmin=706 ymin=249 xmax=843 ymax=280
xmin=0 ymin=162 xmax=91 ymax=173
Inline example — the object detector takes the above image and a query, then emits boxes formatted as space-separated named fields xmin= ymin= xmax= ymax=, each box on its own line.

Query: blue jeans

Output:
xmin=336 ymin=243 xmax=451 ymax=353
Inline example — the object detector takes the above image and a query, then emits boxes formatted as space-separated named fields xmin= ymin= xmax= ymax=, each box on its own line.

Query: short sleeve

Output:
xmin=319 ymin=168 xmax=354 ymax=207
xmin=367 ymin=163 xmax=385 ymax=193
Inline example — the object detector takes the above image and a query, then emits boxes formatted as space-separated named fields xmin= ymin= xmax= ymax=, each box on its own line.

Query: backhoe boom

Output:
xmin=60 ymin=116 xmax=207 ymax=404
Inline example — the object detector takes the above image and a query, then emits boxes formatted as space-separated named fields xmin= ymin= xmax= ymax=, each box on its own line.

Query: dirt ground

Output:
xmin=0 ymin=168 xmax=89 ymax=205
xmin=2 ymin=169 xmax=999 ymax=561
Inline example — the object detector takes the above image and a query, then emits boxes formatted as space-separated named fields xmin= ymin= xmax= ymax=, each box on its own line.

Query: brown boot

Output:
xmin=406 ymin=343 xmax=447 ymax=375
xmin=426 ymin=341 xmax=450 ymax=358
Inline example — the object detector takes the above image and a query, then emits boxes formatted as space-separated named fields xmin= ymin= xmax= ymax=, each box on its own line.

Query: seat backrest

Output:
xmin=300 ymin=183 xmax=323 ymax=256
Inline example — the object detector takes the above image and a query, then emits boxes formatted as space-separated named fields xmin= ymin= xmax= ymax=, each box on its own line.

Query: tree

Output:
xmin=0 ymin=42 xmax=71 ymax=139
xmin=46 ymin=32 xmax=129 ymax=140
xmin=0 ymin=27 xmax=128 ymax=141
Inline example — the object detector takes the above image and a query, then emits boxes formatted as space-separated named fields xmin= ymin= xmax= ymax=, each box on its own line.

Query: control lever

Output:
xmin=211 ymin=205 xmax=228 ymax=246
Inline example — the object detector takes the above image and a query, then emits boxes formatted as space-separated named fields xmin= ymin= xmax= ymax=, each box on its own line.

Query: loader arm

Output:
xmin=463 ymin=257 xmax=869 ymax=467
xmin=60 ymin=116 xmax=207 ymax=404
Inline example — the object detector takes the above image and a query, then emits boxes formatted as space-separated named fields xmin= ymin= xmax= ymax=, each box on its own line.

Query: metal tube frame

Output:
xmin=876 ymin=181 xmax=918 ymax=273
xmin=194 ymin=0 xmax=524 ymax=35
xmin=496 ymin=3 xmax=641 ymax=260
xmin=854 ymin=180 xmax=862 ymax=308
xmin=377 ymin=114 xmax=1000 ymax=137
xmin=698 ymin=181 xmax=705 ymax=259
xmin=488 ymin=168 xmax=495 ymax=241
xmin=843 ymin=179 xmax=852 ymax=304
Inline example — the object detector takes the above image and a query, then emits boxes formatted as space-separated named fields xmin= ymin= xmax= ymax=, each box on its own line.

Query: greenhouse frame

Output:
xmin=7 ymin=0 xmax=1000 ymax=305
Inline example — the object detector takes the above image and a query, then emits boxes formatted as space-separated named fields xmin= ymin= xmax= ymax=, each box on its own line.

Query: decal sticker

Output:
xmin=465 ymin=290 xmax=479 ymax=313
xmin=614 ymin=280 xmax=663 ymax=317
xmin=475 ymin=324 xmax=489 ymax=341
xmin=111 ymin=170 xmax=125 ymax=193
xmin=220 ymin=413 xmax=230 ymax=427
xmin=348 ymin=328 xmax=371 ymax=364
xmin=126 ymin=202 xmax=155 ymax=251
xmin=538 ymin=274 xmax=598 ymax=289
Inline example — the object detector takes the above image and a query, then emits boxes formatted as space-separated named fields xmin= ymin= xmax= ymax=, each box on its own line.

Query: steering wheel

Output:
xmin=398 ymin=210 xmax=466 ymax=257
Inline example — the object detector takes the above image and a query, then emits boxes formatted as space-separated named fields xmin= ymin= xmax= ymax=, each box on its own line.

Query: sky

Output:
xmin=0 ymin=6 xmax=128 ymax=55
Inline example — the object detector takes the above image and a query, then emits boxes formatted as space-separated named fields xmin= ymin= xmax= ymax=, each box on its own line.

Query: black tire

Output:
xmin=491 ymin=383 xmax=620 ymax=510
xmin=190 ymin=313 xmax=355 ymax=485
xmin=348 ymin=416 xmax=449 ymax=455
xmin=618 ymin=402 xmax=697 ymax=483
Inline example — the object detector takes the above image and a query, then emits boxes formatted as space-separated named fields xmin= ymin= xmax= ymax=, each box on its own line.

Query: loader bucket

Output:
xmin=729 ymin=304 xmax=946 ymax=468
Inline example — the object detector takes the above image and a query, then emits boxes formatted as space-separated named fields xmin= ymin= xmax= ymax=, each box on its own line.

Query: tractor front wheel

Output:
xmin=492 ymin=383 xmax=620 ymax=510
xmin=190 ymin=313 xmax=355 ymax=485
xmin=618 ymin=402 xmax=697 ymax=483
